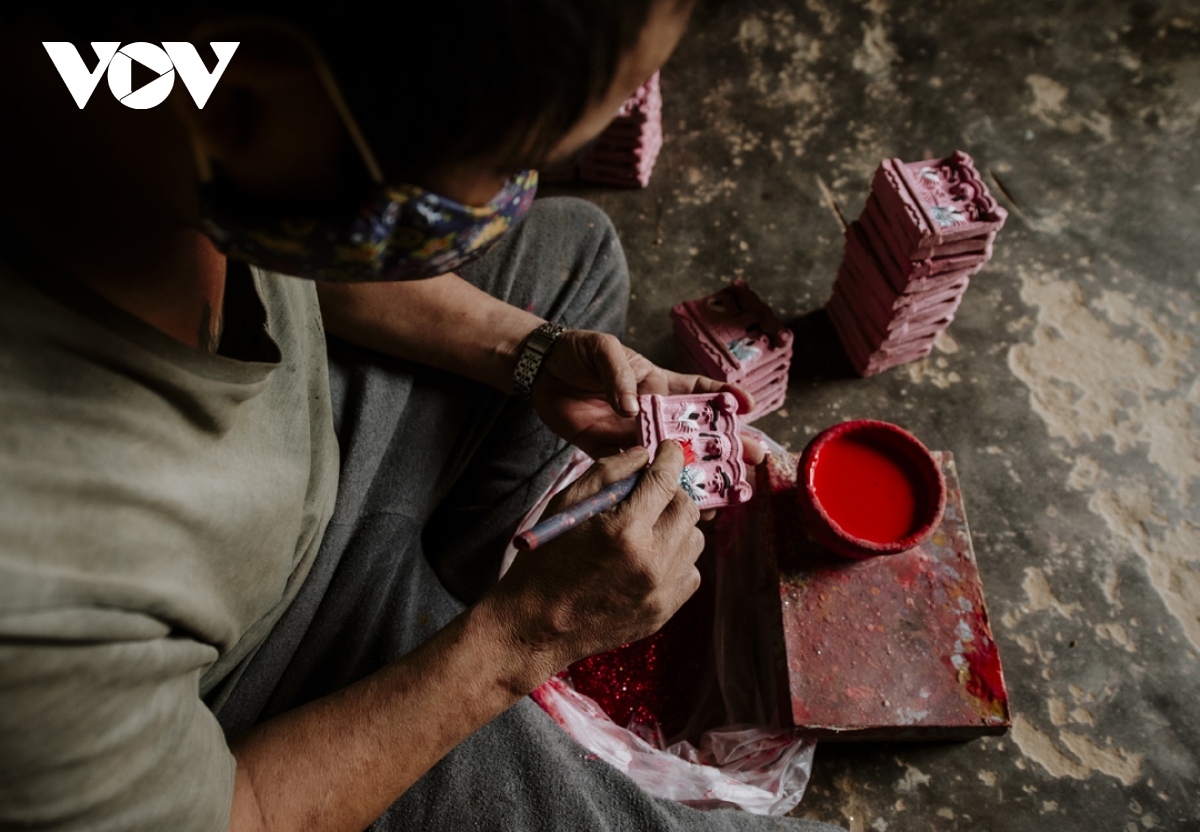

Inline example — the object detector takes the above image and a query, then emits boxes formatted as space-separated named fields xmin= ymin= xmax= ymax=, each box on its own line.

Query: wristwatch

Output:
xmin=513 ymin=322 xmax=567 ymax=402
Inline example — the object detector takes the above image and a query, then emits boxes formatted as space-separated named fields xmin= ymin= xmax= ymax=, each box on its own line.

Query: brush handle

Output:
xmin=514 ymin=472 xmax=643 ymax=551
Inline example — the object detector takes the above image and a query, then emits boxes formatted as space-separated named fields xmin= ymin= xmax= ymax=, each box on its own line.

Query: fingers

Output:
xmin=675 ymin=564 xmax=703 ymax=606
xmin=588 ymin=333 xmax=641 ymax=418
xmin=654 ymin=490 xmax=706 ymax=618
xmin=655 ymin=486 xmax=702 ymax=540
xmin=663 ymin=369 xmax=711 ymax=395
xmin=546 ymin=447 xmax=649 ymax=515
xmin=718 ymin=382 xmax=755 ymax=415
xmin=740 ymin=433 xmax=767 ymax=466
xmin=660 ymin=372 xmax=757 ymax=416
xmin=623 ymin=439 xmax=685 ymax=522
xmin=587 ymin=445 xmax=624 ymax=460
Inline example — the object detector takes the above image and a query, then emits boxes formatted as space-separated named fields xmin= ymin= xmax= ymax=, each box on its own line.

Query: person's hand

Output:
xmin=483 ymin=441 xmax=704 ymax=679
xmin=529 ymin=329 xmax=767 ymax=463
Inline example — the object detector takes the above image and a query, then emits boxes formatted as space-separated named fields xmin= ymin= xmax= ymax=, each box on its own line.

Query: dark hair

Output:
xmin=26 ymin=1 xmax=669 ymax=181
xmin=304 ymin=1 xmax=660 ymax=181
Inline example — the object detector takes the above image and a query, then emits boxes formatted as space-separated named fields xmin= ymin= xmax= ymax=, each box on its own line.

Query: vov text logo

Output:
xmin=43 ymin=42 xmax=239 ymax=110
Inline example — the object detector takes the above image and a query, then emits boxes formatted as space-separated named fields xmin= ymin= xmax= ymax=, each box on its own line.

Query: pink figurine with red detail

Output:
xmin=637 ymin=392 xmax=752 ymax=509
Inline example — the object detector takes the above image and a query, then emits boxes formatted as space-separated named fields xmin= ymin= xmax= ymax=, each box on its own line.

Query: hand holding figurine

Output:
xmin=484 ymin=441 xmax=704 ymax=678
xmin=529 ymin=329 xmax=767 ymax=464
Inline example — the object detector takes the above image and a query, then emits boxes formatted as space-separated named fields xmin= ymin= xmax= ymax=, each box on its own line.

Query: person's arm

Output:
xmin=316 ymin=278 xmax=765 ymax=462
xmin=315 ymin=275 xmax=544 ymax=395
xmin=228 ymin=443 xmax=702 ymax=832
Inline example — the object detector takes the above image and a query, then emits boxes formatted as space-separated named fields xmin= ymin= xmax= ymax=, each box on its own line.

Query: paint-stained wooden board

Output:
xmin=757 ymin=450 xmax=1011 ymax=741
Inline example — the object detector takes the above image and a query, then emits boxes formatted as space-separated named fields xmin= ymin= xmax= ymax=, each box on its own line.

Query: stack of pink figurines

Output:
xmin=637 ymin=392 xmax=753 ymax=509
xmin=577 ymin=71 xmax=663 ymax=188
xmin=670 ymin=280 xmax=793 ymax=422
xmin=826 ymin=151 xmax=1007 ymax=376
xmin=540 ymin=72 xmax=663 ymax=187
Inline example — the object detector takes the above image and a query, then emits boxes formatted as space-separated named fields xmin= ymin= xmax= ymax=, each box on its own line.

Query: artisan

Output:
xmin=0 ymin=3 xmax=843 ymax=831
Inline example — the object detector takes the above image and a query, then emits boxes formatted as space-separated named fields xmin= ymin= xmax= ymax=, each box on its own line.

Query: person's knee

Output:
xmin=534 ymin=195 xmax=615 ymax=239
xmin=533 ymin=197 xmax=630 ymax=334
xmin=538 ymin=196 xmax=621 ymax=264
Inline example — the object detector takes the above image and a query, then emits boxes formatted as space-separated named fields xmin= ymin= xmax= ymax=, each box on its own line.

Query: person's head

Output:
xmin=171 ymin=0 xmax=695 ymax=279
xmin=5 ymin=1 xmax=694 ymax=282
xmin=189 ymin=0 xmax=695 ymax=207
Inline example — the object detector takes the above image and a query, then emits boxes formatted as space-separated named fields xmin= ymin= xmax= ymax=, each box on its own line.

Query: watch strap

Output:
xmin=513 ymin=322 xmax=567 ymax=402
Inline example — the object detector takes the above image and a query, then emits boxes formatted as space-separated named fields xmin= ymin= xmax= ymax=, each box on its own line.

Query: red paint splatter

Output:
xmin=893 ymin=550 xmax=929 ymax=589
xmin=530 ymin=681 xmax=566 ymax=725
xmin=963 ymin=634 xmax=1007 ymax=706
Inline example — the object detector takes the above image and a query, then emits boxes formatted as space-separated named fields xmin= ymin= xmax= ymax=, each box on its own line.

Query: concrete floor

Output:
xmin=549 ymin=0 xmax=1200 ymax=829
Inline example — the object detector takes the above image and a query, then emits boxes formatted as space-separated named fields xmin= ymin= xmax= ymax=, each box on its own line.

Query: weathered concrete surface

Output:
xmin=548 ymin=0 xmax=1200 ymax=828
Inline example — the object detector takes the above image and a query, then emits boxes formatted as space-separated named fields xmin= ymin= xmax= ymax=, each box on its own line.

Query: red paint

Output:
xmin=797 ymin=420 xmax=946 ymax=560
xmin=810 ymin=434 xmax=920 ymax=544
xmin=529 ymin=678 xmax=566 ymax=725
xmin=680 ymin=439 xmax=697 ymax=466
xmin=963 ymin=634 xmax=1008 ymax=708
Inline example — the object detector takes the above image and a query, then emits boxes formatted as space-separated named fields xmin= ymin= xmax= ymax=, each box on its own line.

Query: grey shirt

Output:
xmin=0 ymin=264 xmax=339 ymax=830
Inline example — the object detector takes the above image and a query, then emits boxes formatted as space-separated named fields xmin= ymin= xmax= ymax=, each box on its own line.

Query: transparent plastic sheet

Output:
xmin=503 ymin=429 xmax=815 ymax=816
xmin=529 ymin=677 xmax=813 ymax=815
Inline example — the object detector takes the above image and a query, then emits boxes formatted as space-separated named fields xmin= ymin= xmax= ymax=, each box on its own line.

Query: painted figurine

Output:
xmin=637 ymin=392 xmax=752 ymax=509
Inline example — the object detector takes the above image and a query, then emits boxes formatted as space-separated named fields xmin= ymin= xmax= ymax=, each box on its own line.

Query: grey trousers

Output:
xmin=213 ymin=197 xmax=842 ymax=832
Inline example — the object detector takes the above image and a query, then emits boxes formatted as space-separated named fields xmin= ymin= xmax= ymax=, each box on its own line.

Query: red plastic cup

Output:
xmin=797 ymin=420 xmax=946 ymax=559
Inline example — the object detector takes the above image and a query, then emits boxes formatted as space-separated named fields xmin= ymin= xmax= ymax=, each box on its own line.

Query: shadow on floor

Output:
xmin=786 ymin=308 xmax=859 ymax=384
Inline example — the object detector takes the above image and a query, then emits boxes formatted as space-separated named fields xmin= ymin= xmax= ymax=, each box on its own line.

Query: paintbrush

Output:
xmin=513 ymin=441 xmax=696 ymax=552
xmin=513 ymin=471 xmax=642 ymax=551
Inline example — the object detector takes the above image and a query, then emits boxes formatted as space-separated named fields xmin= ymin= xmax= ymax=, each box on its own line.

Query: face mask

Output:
xmin=199 ymin=169 xmax=538 ymax=282
xmin=194 ymin=24 xmax=538 ymax=281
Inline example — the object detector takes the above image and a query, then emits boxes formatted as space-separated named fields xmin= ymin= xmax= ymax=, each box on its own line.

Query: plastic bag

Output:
xmin=505 ymin=428 xmax=815 ymax=816
xmin=531 ymin=676 xmax=813 ymax=815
